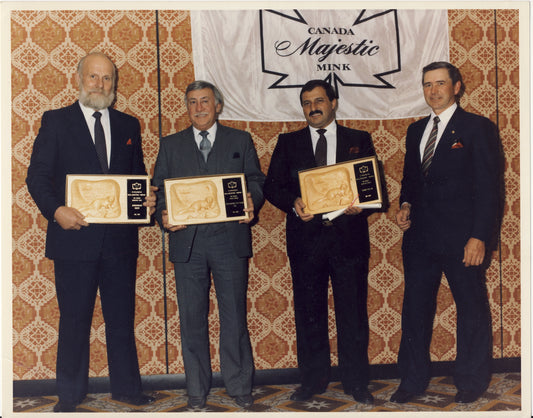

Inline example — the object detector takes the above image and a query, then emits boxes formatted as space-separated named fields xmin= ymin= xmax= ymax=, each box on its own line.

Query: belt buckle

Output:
xmin=322 ymin=219 xmax=333 ymax=227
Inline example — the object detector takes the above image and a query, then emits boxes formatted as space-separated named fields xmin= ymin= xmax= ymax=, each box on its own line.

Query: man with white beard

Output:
xmin=26 ymin=52 xmax=156 ymax=412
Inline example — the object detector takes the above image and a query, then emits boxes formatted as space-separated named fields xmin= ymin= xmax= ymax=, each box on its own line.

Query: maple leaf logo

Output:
xmin=260 ymin=9 xmax=401 ymax=95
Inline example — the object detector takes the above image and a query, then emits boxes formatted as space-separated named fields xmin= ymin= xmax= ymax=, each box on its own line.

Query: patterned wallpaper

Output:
xmin=11 ymin=9 xmax=520 ymax=381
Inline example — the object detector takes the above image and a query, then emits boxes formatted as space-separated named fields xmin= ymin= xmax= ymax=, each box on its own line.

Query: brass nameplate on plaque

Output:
xmin=165 ymin=173 xmax=249 ymax=225
xmin=66 ymin=175 xmax=150 ymax=224
xmin=298 ymin=156 xmax=382 ymax=215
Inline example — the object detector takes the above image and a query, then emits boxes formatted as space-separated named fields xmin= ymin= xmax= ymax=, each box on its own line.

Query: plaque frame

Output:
xmin=165 ymin=173 xmax=249 ymax=225
xmin=66 ymin=174 xmax=151 ymax=224
xmin=298 ymin=156 xmax=383 ymax=215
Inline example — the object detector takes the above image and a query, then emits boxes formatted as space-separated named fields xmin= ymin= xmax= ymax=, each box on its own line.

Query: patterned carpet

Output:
xmin=12 ymin=373 xmax=521 ymax=413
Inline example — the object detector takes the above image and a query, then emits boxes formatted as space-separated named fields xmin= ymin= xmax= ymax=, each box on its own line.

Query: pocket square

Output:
xmin=451 ymin=140 xmax=463 ymax=149
xmin=126 ymin=138 xmax=132 ymax=145
xmin=233 ymin=152 xmax=240 ymax=158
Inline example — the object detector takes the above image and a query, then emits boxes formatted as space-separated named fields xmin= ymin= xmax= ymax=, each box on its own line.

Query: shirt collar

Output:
xmin=309 ymin=120 xmax=337 ymax=137
xmin=78 ymin=100 xmax=109 ymax=119
xmin=192 ymin=122 xmax=218 ymax=142
xmin=430 ymin=102 xmax=457 ymax=127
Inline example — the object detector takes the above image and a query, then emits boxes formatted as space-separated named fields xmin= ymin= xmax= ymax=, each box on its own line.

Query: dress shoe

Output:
xmin=53 ymin=402 xmax=77 ymax=412
xmin=112 ymin=393 xmax=155 ymax=406
xmin=390 ymin=388 xmax=417 ymax=403
xmin=455 ymin=390 xmax=483 ymax=403
xmin=351 ymin=386 xmax=374 ymax=404
xmin=187 ymin=396 xmax=207 ymax=409
xmin=290 ymin=386 xmax=326 ymax=401
xmin=233 ymin=394 xmax=254 ymax=408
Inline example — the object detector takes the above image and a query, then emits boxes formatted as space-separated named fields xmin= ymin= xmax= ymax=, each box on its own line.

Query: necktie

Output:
xmin=421 ymin=116 xmax=440 ymax=176
xmin=92 ymin=111 xmax=108 ymax=173
xmin=315 ymin=128 xmax=327 ymax=166
xmin=199 ymin=131 xmax=211 ymax=162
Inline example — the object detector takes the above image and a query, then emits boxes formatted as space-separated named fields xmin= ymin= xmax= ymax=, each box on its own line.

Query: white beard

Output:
xmin=79 ymin=88 xmax=115 ymax=110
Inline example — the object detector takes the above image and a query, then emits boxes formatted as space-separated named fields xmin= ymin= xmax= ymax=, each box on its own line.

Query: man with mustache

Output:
xmin=264 ymin=79 xmax=376 ymax=404
xmin=26 ymin=52 xmax=156 ymax=412
xmin=153 ymin=80 xmax=265 ymax=409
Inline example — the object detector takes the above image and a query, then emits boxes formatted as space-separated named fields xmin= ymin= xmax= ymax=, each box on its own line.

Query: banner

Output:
xmin=191 ymin=9 xmax=449 ymax=121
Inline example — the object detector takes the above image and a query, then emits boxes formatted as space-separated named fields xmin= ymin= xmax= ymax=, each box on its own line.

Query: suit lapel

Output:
xmin=432 ymin=107 xmax=461 ymax=161
xmin=71 ymin=102 xmax=94 ymax=145
xmin=211 ymin=122 xmax=226 ymax=173
xmin=411 ymin=116 xmax=429 ymax=170
xmin=108 ymin=108 xmax=119 ymax=172
xmin=336 ymin=124 xmax=355 ymax=163
xmin=299 ymin=128 xmax=317 ymax=167
xmin=70 ymin=102 xmax=103 ymax=171
xmin=180 ymin=126 xmax=202 ymax=171
xmin=415 ymin=116 xmax=430 ymax=146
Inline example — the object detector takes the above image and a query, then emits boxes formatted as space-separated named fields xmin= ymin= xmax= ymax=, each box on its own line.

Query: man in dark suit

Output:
xmin=391 ymin=61 xmax=500 ymax=404
xmin=26 ymin=52 xmax=155 ymax=412
xmin=264 ymin=79 xmax=375 ymax=404
xmin=153 ymin=80 xmax=265 ymax=409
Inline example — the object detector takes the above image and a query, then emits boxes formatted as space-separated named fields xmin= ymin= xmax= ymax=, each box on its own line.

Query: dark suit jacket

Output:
xmin=153 ymin=123 xmax=265 ymax=263
xmin=26 ymin=101 xmax=147 ymax=261
xmin=400 ymin=106 xmax=500 ymax=255
xmin=264 ymin=123 xmax=375 ymax=260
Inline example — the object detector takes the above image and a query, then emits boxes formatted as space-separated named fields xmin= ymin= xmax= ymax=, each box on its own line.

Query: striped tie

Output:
xmin=421 ymin=116 xmax=440 ymax=175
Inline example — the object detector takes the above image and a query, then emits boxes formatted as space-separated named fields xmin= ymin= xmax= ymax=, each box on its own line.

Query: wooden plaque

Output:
xmin=66 ymin=174 xmax=151 ymax=224
xmin=165 ymin=173 xmax=249 ymax=225
xmin=298 ymin=156 xmax=382 ymax=215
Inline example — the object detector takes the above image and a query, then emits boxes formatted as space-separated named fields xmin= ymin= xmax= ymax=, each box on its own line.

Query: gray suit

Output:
xmin=153 ymin=122 xmax=265 ymax=397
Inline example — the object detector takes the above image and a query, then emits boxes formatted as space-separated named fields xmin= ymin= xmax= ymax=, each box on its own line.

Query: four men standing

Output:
xmin=26 ymin=55 xmax=500 ymax=410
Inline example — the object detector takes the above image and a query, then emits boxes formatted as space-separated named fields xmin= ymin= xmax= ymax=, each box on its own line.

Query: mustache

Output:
xmin=79 ymin=87 xmax=115 ymax=110
xmin=309 ymin=110 xmax=323 ymax=116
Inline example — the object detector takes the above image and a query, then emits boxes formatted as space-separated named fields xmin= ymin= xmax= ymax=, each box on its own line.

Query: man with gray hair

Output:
xmin=26 ymin=51 xmax=156 ymax=412
xmin=153 ymin=80 xmax=265 ymax=409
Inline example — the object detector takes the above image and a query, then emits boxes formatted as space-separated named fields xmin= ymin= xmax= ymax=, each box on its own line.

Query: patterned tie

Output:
xmin=315 ymin=128 xmax=327 ymax=167
xmin=421 ymin=116 xmax=440 ymax=176
xmin=92 ymin=111 xmax=108 ymax=173
xmin=199 ymin=130 xmax=211 ymax=162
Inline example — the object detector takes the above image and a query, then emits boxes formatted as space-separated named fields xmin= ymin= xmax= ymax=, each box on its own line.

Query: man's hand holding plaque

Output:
xmin=54 ymin=206 xmax=89 ymax=230
xmin=239 ymin=193 xmax=255 ymax=224
xmin=65 ymin=174 xmax=152 ymax=224
xmin=164 ymin=173 xmax=250 ymax=226
xmin=145 ymin=185 xmax=158 ymax=216
xmin=344 ymin=204 xmax=363 ymax=216
xmin=298 ymin=156 xmax=383 ymax=216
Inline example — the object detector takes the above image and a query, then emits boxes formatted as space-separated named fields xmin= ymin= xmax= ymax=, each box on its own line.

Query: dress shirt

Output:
xmin=401 ymin=103 xmax=457 ymax=209
xmin=418 ymin=103 xmax=457 ymax=161
xmin=79 ymin=101 xmax=111 ymax=166
xmin=193 ymin=124 xmax=218 ymax=149
xmin=309 ymin=120 xmax=337 ymax=166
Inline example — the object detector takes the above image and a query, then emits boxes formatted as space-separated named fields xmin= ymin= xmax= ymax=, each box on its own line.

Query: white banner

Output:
xmin=191 ymin=9 xmax=449 ymax=121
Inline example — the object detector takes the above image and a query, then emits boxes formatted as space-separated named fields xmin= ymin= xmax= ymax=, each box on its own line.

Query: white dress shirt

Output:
xmin=418 ymin=102 xmax=457 ymax=161
xmin=309 ymin=120 xmax=337 ymax=165
xmin=193 ymin=124 xmax=218 ymax=149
